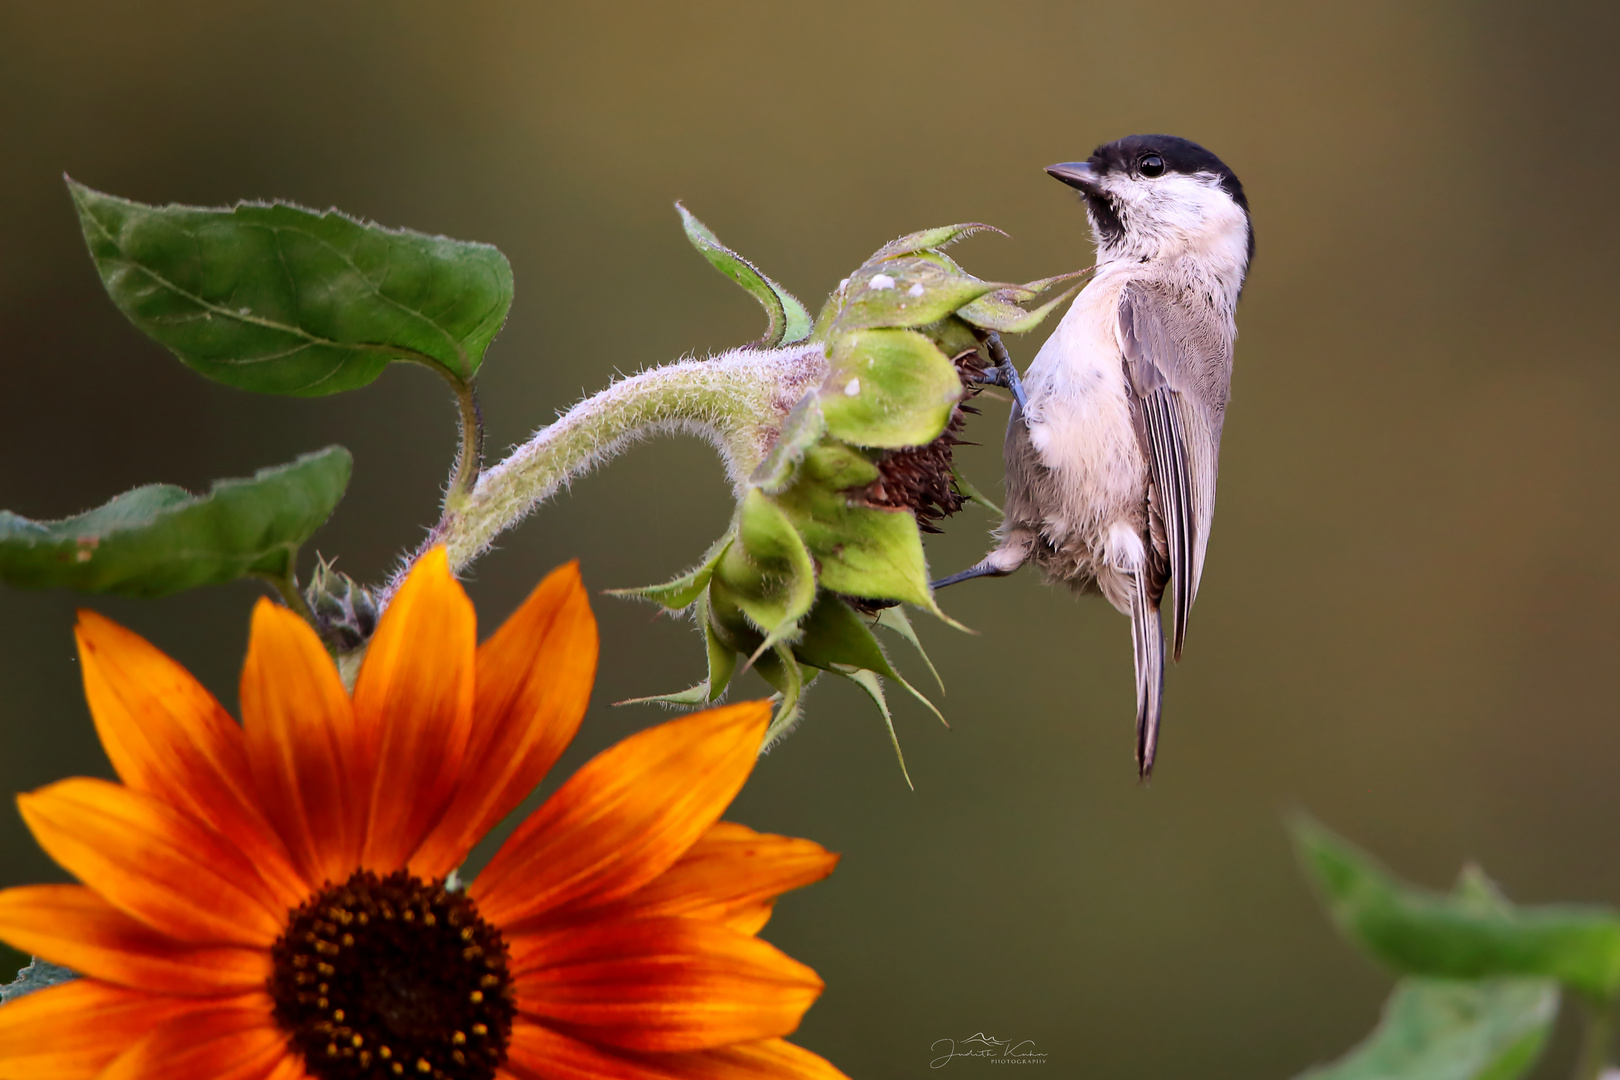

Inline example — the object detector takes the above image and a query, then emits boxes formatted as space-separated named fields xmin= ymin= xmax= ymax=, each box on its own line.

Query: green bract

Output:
xmin=70 ymin=181 xmax=512 ymax=395
xmin=0 ymin=447 xmax=351 ymax=598
xmin=614 ymin=214 xmax=1086 ymax=781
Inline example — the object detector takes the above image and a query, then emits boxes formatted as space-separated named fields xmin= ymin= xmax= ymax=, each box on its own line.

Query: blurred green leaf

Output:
xmin=677 ymin=203 xmax=811 ymax=347
xmin=822 ymin=329 xmax=963 ymax=449
xmin=0 ymin=447 xmax=351 ymax=598
xmin=833 ymin=259 xmax=1002 ymax=333
xmin=1296 ymin=978 xmax=1557 ymax=1080
xmin=867 ymin=223 xmax=1004 ymax=263
xmin=1292 ymin=817 xmax=1620 ymax=1002
xmin=70 ymin=180 xmax=512 ymax=395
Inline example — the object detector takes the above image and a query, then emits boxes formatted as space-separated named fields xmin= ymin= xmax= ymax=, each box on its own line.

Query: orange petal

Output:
xmin=509 ymin=917 xmax=822 ymax=1052
xmin=17 ymin=778 xmax=283 ymax=948
xmin=76 ymin=611 xmax=309 ymax=910
xmin=262 ymin=1055 xmax=313 ymax=1080
xmin=586 ymin=822 xmax=838 ymax=936
xmin=411 ymin=562 xmax=598 ymax=878
xmin=472 ymin=702 xmax=770 ymax=929
xmin=97 ymin=992 xmax=287 ymax=1080
xmin=0 ymin=979 xmax=200 ymax=1080
xmin=505 ymin=1022 xmax=849 ymax=1080
xmin=240 ymin=597 xmax=367 ymax=888
xmin=352 ymin=546 xmax=476 ymax=869
xmin=0 ymin=885 xmax=269 ymax=995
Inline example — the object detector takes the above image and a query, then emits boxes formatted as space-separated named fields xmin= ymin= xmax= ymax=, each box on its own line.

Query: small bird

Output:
xmin=938 ymin=134 xmax=1253 ymax=776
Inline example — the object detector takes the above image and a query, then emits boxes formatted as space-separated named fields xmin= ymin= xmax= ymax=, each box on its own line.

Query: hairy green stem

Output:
xmin=383 ymin=343 xmax=829 ymax=602
xmin=1574 ymin=998 xmax=1614 ymax=1080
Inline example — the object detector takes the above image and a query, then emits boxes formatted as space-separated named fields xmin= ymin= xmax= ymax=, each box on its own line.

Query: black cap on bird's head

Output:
xmin=1046 ymin=134 xmax=1253 ymax=270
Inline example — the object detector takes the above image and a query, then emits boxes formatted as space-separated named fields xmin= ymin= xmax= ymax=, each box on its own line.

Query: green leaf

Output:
xmin=867 ymin=223 xmax=1005 ymax=263
xmin=1291 ymin=817 xmax=1620 ymax=1002
xmin=748 ymin=393 xmax=826 ymax=494
xmin=821 ymin=328 xmax=964 ymax=449
xmin=758 ymin=644 xmax=810 ymax=750
xmin=0 ymin=447 xmax=351 ymax=598
xmin=677 ymin=203 xmax=811 ymax=347
xmin=606 ymin=533 xmax=734 ymax=610
xmin=957 ymin=277 xmax=1085 ymax=334
xmin=829 ymin=667 xmax=913 ymax=789
xmin=1296 ymin=978 xmax=1557 ymax=1080
xmin=616 ymin=683 xmax=713 ymax=707
xmin=794 ymin=593 xmax=944 ymax=726
xmin=832 ymin=259 xmax=1003 ymax=334
xmin=950 ymin=466 xmax=1003 ymax=515
xmin=703 ymin=594 xmax=739 ymax=700
xmin=70 ymin=181 xmax=511 ymax=395
xmin=715 ymin=490 xmax=817 ymax=640
xmin=875 ymin=605 xmax=946 ymax=697
xmin=774 ymin=443 xmax=935 ymax=610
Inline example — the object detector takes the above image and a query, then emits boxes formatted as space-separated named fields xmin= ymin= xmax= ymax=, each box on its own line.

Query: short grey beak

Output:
xmin=1046 ymin=161 xmax=1098 ymax=191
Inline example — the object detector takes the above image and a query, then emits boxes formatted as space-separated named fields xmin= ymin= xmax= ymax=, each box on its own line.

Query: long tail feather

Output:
xmin=1130 ymin=568 xmax=1166 ymax=778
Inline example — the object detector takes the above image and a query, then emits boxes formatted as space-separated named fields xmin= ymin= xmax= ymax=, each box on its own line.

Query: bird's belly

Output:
xmin=1021 ymin=336 xmax=1148 ymax=593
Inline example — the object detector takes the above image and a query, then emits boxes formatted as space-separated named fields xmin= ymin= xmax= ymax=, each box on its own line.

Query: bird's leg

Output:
xmin=931 ymin=562 xmax=1014 ymax=590
xmin=930 ymin=542 xmax=1028 ymax=591
xmin=983 ymin=331 xmax=1028 ymax=412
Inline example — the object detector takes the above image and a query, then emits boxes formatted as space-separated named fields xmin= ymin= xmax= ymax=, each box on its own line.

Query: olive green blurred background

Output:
xmin=3 ymin=1 xmax=1618 ymax=1076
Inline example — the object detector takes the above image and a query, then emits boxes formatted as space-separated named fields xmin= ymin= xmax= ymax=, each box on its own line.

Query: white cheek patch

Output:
xmin=1093 ymin=172 xmax=1248 ymax=271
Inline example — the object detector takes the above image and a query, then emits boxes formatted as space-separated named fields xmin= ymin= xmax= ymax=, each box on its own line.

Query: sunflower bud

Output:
xmin=304 ymin=557 xmax=379 ymax=654
xmin=614 ymin=215 xmax=1085 ymax=782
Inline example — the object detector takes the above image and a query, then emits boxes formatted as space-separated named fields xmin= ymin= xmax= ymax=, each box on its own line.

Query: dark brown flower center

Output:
xmin=268 ymin=870 xmax=515 ymax=1080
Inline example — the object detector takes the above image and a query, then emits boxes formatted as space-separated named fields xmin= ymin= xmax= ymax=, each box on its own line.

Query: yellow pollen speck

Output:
xmin=360 ymin=1051 xmax=372 ymax=1067
xmin=417 ymin=1059 xmax=432 ymax=1073
xmin=341 ymin=933 xmax=354 ymax=947
xmin=423 ymin=913 xmax=436 ymax=926
xmin=357 ymin=912 xmax=369 ymax=925
xmin=379 ymin=1046 xmax=392 ymax=1059
xmin=332 ymin=1009 xmax=344 ymax=1022
xmin=317 ymin=963 xmax=334 ymax=975
xmin=317 ymin=998 xmax=329 ymax=1010
xmin=452 ymin=1032 xmax=466 ymax=1045
xmin=452 ymin=1050 xmax=467 ymax=1065
xmin=392 ymin=1064 xmax=404 ymax=1075
xmin=460 ymin=927 xmax=474 ymax=941
xmin=327 ymin=1042 xmax=339 ymax=1056
xmin=480 ymin=974 xmax=498 ymax=988
xmin=469 ymin=990 xmax=484 ymax=1004
xmin=403 ymin=909 xmax=415 ymax=922
xmin=471 ymin=1024 xmax=487 ymax=1036
xmin=352 ymin=1035 xmax=363 ymax=1048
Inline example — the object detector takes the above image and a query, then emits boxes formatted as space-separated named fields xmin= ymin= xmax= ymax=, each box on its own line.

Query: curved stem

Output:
xmin=444 ymin=378 xmax=484 ymax=513
xmin=383 ymin=343 xmax=829 ymax=601
xmin=258 ymin=566 xmax=316 ymax=626
xmin=1575 ymin=998 xmax=1614 ymax=1080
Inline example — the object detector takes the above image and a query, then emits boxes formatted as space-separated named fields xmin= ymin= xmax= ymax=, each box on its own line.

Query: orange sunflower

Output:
xmin=0 ymin=549 xmax=845 ymax=1080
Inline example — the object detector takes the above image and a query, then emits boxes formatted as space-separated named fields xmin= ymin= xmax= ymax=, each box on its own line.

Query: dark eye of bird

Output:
xmin=1138 ymin=154 xmax=1166 ymax=178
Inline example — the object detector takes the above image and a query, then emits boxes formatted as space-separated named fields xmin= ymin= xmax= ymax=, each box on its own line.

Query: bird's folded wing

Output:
xmin=1117 ymin=282 xmax=1229 ymax=659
